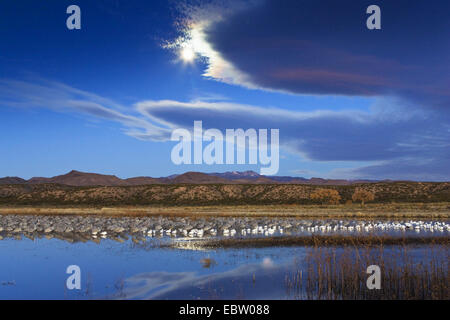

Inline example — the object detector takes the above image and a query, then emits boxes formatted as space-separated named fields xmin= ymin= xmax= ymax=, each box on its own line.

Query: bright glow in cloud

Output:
xmin=165 ymin=0 xmax=450 ymax=108
xmin=164 ymin=1 xmax=256 ymax=86
xmin=180 ymin=46 xmax=195 ymax=62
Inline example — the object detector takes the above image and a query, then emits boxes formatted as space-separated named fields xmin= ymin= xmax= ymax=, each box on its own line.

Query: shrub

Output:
xmin=352 ymin=188 xmax=375 ymax=207
xmin=310 ymin=188 xmax=341 ymax=205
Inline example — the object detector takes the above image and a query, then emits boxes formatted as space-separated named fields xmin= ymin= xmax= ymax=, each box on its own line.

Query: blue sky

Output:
xmin=0 ymin=0 xmax=449 ymax=180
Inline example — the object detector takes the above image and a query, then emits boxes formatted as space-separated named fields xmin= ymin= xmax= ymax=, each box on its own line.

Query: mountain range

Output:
xmin=0 ymin=170 xmax=382 ymax=187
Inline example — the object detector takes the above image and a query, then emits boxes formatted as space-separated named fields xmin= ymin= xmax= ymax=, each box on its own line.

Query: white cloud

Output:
xmin=0 ymin=78 xmax=171 ymax=141
xmin=1 ymin=78 xmax=449 ymax=180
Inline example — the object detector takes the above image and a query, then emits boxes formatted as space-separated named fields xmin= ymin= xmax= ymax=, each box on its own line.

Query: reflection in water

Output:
xmin=0 ymin=230 xmax=448 ymax=300
xmin=114 ymin=245 xmax=448 ymax=300
xmin=117 ymin=258 xmax=285 ymax=300
xmin=200 ymin=258 xmax=217 ymax=268
xmin=0 ymin=216 xmax=448 ymax=244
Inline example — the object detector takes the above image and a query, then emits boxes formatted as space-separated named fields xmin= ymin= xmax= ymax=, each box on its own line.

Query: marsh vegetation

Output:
xmin=285 ymin=244 xmax=448 ymax=300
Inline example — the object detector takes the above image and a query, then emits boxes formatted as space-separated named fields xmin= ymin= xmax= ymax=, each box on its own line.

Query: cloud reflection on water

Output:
xmin=117 ymin=257 xmax=289 ymax=300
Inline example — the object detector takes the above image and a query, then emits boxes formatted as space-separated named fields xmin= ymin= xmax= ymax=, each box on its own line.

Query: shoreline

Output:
xmin=0 ymin=202 xmax=449 ymax=218
xmin=0 ymin=214 xmax=448 ymax=244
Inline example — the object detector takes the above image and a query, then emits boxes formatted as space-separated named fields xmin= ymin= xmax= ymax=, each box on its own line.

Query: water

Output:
xmin=0 ymin=218 xmax=448 ymax=300
xmin=0 ymin=237 xmax=304 ymax=299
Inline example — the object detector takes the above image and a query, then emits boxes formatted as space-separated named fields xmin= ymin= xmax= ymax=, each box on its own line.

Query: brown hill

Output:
xmin=124 ymin=177 xmax=163 ymax=185
xmin=0 ymin=170 xmax=411 ymax=187
xmin=0 ymin=177 xmax=27 ymax=185
xmin=233 ymin=177 xmax=278 ymax=184
xmin=307 ymin=178 xmax=353 ymax=185
xmin=170 ymin=172 xmax=230 ymax=184
xmin=28 ymin=170 xmax=126 ymax=186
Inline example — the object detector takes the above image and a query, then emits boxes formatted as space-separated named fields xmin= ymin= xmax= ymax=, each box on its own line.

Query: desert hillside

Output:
xmin=0 ymin=170 xmax=381 ymax=186
xmin=0 ymin=182 xmax=448 ymax=206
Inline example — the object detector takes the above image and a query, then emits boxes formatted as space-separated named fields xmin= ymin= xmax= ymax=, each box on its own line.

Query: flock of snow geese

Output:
xmin=96 ymin=220 xmax=450 ymax=239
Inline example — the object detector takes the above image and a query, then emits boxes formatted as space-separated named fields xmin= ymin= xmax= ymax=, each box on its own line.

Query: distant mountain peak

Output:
xmin=0 ymin=177 xmax=27 ymax=185
xmin=66 ymin=170 xmax=83 ymax=176
xmin=0 ymin=170 xmax=382 ymax=186
xmin=210 ymin=170 xmax=261 ymax=180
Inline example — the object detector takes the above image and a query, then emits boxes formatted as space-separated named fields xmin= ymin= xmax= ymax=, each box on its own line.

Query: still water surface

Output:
xmin=0 ymin=219 xmax=448 ymax=300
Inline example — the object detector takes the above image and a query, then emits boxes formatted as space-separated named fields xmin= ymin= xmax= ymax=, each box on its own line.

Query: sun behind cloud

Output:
xmin=180 ymin=46 xmax=195 ymax=63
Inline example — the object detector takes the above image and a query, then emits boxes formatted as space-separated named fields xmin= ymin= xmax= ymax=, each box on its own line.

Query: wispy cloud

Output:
xmin=1 ymin=78 xmax=449 ymax=180
xmin=0 ymin=78 xmax=171 ymax=141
